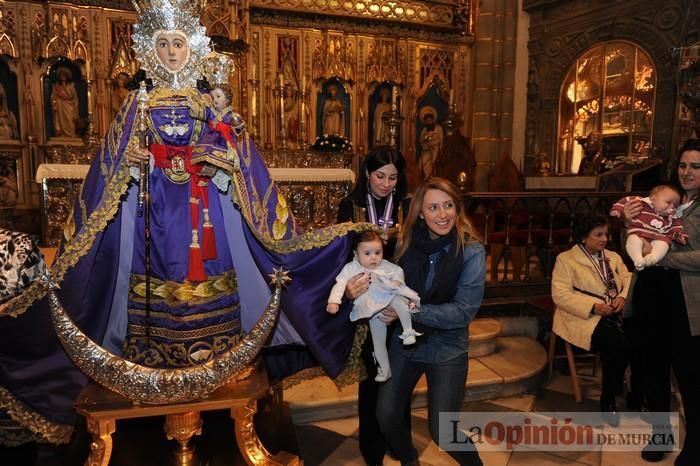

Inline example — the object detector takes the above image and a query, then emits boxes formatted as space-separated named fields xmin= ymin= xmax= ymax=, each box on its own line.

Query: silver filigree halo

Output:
xmin=131 ymin=0 xmax=211 ymax=90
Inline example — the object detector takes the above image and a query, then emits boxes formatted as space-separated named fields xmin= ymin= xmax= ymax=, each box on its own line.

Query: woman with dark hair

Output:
xmin=351 ymin=177 xmax=485 ymax=466
xmin=338 ymin=145 xmax=408 ymax=254
xmin=623 ymin=138 xmax=700 ymax=464
xmin=337 ymin=145 xmax=410 ymax=466
xmin=551 ymin=213 xmax=632 ymax=425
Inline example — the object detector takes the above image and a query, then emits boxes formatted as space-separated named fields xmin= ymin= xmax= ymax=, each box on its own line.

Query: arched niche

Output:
xmin=0 ymin=57 xmax=20 ymax=140
xmin=42 ymin=57 xmax=89 ymax=141
xmin=557 ymin=41 xmax=657 ymax=174
xmin=316 ymin=77 xmax=351 ymax=139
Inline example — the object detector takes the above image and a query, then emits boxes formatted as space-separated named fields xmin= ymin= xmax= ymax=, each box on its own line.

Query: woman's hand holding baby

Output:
xmin=621 ymin=198 xmax=644 ymax=227
xmin=345 ymin=272 xmax=370 ymax=299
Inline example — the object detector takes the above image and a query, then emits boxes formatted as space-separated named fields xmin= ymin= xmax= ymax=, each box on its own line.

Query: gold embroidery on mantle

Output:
xmin=283 ymin=322 xmax=368 ymax=390
xmin=129 ymin=271 xmax=238 ymax=305
xmin=0 ymin=386 xmax=73 ymax=445
xmin=123 ymin=334 xmax=242 ymax=367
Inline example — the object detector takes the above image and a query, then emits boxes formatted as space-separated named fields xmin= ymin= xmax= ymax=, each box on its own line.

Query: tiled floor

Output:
xmin=0 ymin=370 xmax=684 ymax=466
xmin=294 ymin=372 xmax=683 ymax=466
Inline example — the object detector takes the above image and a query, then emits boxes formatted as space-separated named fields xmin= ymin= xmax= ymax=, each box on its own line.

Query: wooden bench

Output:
xmin=74 ymin=365 xmax=302 ymax=466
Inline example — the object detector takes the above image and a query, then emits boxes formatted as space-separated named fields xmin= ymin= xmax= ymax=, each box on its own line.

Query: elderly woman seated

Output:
xmin=551 ymin=214 xmax=632 ymax=425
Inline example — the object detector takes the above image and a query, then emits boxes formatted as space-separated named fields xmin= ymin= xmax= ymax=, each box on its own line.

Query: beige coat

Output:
xmin=552 ymin=246 xmax=632 ymax=350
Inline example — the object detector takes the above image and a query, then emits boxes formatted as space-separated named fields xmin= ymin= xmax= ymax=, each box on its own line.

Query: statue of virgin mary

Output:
xmin=0 ymin=0 xmax=366 ymax=445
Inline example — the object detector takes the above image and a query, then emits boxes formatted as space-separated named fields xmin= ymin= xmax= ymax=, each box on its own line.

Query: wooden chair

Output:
xmin=547 ymin=319 xmax=601 ymax=403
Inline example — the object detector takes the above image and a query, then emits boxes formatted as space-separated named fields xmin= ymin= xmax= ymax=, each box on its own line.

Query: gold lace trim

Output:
xmin=127 ymin=318 xmax=240 ymax=340
xmin=127 ymin=305 xmax=239 ymax=323
xmin=0 ymin=418 xmax=46 ymax=446
xmin=282 ymin=323 xmax=367 ymax=390
xmin=129 ymin=271 xmax=238 ymax=305
xmin=0 ymin=386 xmax=72 ymax=445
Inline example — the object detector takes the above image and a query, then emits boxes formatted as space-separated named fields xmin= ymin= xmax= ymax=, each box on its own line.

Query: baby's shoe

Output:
xmin=375 ymin=366 xmax=391 ymax=382
xmin=399 ymin=329 xmax=423 ymax=345
xmin=634 ymin=260 xmax=645 ymax=271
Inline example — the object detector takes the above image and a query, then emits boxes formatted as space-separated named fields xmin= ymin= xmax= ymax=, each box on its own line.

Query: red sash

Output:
xmin=150 ymin=144 xmax=217 ymax=282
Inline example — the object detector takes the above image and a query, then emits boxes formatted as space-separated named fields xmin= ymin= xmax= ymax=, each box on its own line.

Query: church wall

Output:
xmin=523 ymin=0 xmax=700 ymax=176
xmin=471 ymin=0 xmax=523 ymax=190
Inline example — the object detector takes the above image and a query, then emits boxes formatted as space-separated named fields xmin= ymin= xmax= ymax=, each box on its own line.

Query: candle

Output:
xmin=449 ymin=89 xmax=454 ymax=105
xmin=391 ymin=85 xmax=398 ymax=106
xmin=278 ymin=73 xmax=284 ymax=88
xmin=302 ymin=75 xmax=306 ymax=91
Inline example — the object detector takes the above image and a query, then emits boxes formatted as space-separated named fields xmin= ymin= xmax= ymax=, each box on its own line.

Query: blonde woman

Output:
xmin=349 ymin=177 xmax=485 ymax=465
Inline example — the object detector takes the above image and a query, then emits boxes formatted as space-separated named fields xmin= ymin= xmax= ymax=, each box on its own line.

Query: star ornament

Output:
xmin=41 ymin=270 xmax=60 ymax=291
xmin=268 ymin=268 xmax=292 ymax=288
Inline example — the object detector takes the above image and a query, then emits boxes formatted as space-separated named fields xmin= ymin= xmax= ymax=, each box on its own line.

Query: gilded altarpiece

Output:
xmin=0 ymin=0 xmax=475 ymax=238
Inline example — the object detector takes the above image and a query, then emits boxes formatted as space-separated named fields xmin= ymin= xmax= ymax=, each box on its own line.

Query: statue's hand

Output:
xmin=126 ymin=146 xmax=150 ymax=166
xmin=198 ymin=164 xmax=217 ymax=178
xmin=187 ymin=96 xmax=206 ymax=121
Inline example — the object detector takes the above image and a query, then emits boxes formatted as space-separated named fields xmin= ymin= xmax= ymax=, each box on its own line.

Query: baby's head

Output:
xmin=210 ymin=84 xmax=232 ymax=111
xmin=354 ymin=230 xmax=383 ymax=269
xmin=649 ymin=185 xmax=681 ymax=216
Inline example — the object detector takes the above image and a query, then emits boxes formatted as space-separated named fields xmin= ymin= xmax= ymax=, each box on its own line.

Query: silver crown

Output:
xmin=201 ymin=51 xmax=234 ymax=86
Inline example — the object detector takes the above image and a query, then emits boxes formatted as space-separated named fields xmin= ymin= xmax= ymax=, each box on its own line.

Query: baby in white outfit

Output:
xmin=327 ymin=230 xmax=421 ymax=382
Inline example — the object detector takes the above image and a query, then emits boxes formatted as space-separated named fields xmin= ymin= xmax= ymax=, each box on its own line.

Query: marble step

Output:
xmin=286 ymin=335 xmax=547 ymax=425
xmin=468 ymin=318 xmax=501 ymax=358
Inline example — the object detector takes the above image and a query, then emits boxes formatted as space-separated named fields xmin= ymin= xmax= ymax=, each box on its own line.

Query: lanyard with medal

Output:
xmin=366 ymin=192 xmax=394 ymax=234
xmin=577 ymin=244 xmax=618 ymax=304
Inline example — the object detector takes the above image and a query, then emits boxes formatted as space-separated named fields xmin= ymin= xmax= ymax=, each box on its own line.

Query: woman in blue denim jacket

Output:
xmin=367 ymin=177 xmax=485 ymax=466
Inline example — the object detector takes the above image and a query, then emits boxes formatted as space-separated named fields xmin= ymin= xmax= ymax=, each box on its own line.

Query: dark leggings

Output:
xmin=358 ymin=334 xmax=387 ymax=465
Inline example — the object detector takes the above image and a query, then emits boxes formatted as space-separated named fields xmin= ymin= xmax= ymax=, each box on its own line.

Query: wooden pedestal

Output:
xmin=74 ymin=366 xmax=302 ymax=466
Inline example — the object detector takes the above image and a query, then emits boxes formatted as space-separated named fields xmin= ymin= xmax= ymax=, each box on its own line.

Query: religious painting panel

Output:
xmin=415 ymin=85 xmax=447 ymax=180
xmin=278 ymin=34 xmax=300 ymax=149
xmin=108 ymin=20 xmax=136 ymax=118
xmin=316 ymin=77 xmax=351 ymax=139
xmin=368 ymin=81 xmax=399 ymax=148
xmin=43 ymin=58 xmax=88 ymax=140
xmin=0 ymin=59 xmax=19 ymax=140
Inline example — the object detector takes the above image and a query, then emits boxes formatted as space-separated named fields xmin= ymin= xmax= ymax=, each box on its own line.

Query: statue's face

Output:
xmin=154 ymin=31 xmax=190 ymax=72
xmin=211 ymin=88 xmax=229 ymax=111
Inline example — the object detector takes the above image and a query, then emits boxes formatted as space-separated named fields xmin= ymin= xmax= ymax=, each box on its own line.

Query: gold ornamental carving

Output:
xmin=251 ymin=0 xmax=455 ymax=29
xmin=232 ymin=398 xmax=303 ymax=466
xmin=164 ymin=411 xmax=203 ymax=466
xmin=85 ymin=418 xmax=115 ymax=466
xmin=46 ymin=269 xmax=291 ymax=405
